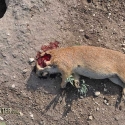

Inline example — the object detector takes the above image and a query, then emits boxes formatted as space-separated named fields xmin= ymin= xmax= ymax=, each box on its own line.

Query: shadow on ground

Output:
xmin=27 ymin=67 xmax=123 ymax=116
xmin=0 ymin=0 xmax=8 ymax=18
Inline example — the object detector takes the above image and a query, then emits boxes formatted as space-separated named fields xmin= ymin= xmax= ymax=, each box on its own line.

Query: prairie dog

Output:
xmin=36 ymin=45 xmax=125 ymax=99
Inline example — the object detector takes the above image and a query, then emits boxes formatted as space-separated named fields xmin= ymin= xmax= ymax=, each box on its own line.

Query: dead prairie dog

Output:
xmin=36 ymin=45 xmax=125 ymax=99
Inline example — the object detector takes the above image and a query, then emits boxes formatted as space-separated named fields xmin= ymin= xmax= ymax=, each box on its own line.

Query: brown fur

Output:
xmin=36 ymin=45 xmax=125 ymax=100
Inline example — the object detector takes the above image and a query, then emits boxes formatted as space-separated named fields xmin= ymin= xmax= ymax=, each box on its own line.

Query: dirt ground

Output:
xmin=1 ymin=0 xmax=125 ymax=125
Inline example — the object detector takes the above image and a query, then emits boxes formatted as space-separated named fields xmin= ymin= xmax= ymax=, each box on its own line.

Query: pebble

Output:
xmin=108 ymin=13 xmax=111 ymax=16
xmin=104 ymin=99 xmax=107 ymax=103
xmin=122 ymin=48 xmax=125 ymax=52
xmin=29 ymin=112 xmax=34 ymax=119
xmin=96 ymin=107 xmax=99 ymax=111
xmin=79 ymin=95 xmax=84 ymax=99
xmin=7 ymin=33 xmax=10 ymax=36
xmin=94 ymin=91 xmax=100 ymax=97
xmin=94 ymin=101 xmax=100 ymax=106
xmin=88 ymin=115 xmax=93 ymax=120
xmin=106 ymin=103 xmax=109 ymax=106
xmin=22 ymin=69 xmax=27 ymax=74
xmin=4 ymin=61 xmax=8 ymax=65
xmin=39 ymin=121 xmax=44 ymax=125
xmin=98 ymin=39 xmax=101 ymax=42
xmin=19 ymin=112 xmax=23 ymax=116
xmin=29 ymin=58 xmax=35 ymax=63
xmin=12 ymin=84 xmax=15 ymax=88
xmin=68 ymin=104 xmax=71 ymax=107
xmin=103 ymin=99 xmax=109 ymax=105
xmin=12 ymin=54 xmax=17 ymax=58
xmin=0 ymin=116 xmax=4 ymax=121
xmin=79 ymin=29 xmax=84 ymax=32
xmin=121 ymin=44 xmax=125 ymax=47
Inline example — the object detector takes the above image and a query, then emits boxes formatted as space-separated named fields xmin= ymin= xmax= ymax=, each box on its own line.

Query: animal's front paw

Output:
xmin=74 ymin=79 xmax=80 ymax=88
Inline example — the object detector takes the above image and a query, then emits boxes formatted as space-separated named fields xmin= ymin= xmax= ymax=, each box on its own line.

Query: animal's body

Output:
xmin=36 ymin=45 xmax=125 ymax=100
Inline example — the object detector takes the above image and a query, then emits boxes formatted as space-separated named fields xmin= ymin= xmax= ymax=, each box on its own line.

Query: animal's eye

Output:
xmin=52 ymin=65 xmax=57 ymax=68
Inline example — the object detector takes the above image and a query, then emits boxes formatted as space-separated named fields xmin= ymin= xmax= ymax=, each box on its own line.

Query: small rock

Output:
xmin=88 ymin=115 xmax=93 ymax=120
xmin=114 ymin=117 xmax=118 ymax=121
xmin=29 ymin=112 xmax=34 ymax=119
xmin=108 ymin=13 xmax=111 ymax=16
xmin=29 ymin=58 xmax=35 ymax=63
xmin=104 ymin=99 xmax=107 ymax=104
xmin=39 ymin=121 xmax=44 ymax=125
xmin=4 ymin=61 xmax=8 ymax=65
xmin=22 ymin=69 xmax=27 ymax=74
xmin=12 ymin=84 xmax=15 ymax=88
xmin=94 ymin=101 xmax=100 ymax=106
xmin=68 ymin=104 xmax=71 ymax=107
xmin=0 ymin=116 xmax=4 ymax=121
xmin=96 ymin=107 xmax=99 ymax=111
xmin=121 ymin=44 xmax=125 ymax=47
xmin=79 ymin=29 xmax=84 ymax=32
xmin=122 ymin=48 xmax=125 ymax=52
xmin=7 ymin=33 xmax=10 ymax=36
xmin=79 ymin=95 xmax=84 ymax=99
xmin=19 ymin=112 xmax=23 ymax=116
xmin=106 ymin=103 xmax=109 ymax=106
xmin=44 ymin=8 xmax=47 ymax=12
xmin=12 ymin=54 xmax=17 ymax=58
xmin=94 ymin=91 xmax=100 ymax=97
xmin=103 ymin=99 xmax=109 ymax=105
xmin=98 ymin=39 xmax=101 ymax=42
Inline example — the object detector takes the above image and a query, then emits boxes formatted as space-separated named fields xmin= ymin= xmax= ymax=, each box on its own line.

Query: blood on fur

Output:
xmin=36 ymin=41 xmax=59 ymax=67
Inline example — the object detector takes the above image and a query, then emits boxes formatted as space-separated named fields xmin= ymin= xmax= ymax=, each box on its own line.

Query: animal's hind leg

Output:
xmin=118 ymin=86 xmax=125 ymax=110
xmin=109 ymin=75 xmax=125 ymax=109
xmin=72 ymin=73 xmax=80 ymax=88
xmin=122 ymin=87 xmax=125 ymax=100
xmin=117 ymin=74 xmax=125 ymax=100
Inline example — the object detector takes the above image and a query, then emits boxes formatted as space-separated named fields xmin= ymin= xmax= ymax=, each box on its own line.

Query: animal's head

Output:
xmin=35 ymin=41 xmax=60 ymax=78
xmin=36 ymin=51 xmax=50 ymax=77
